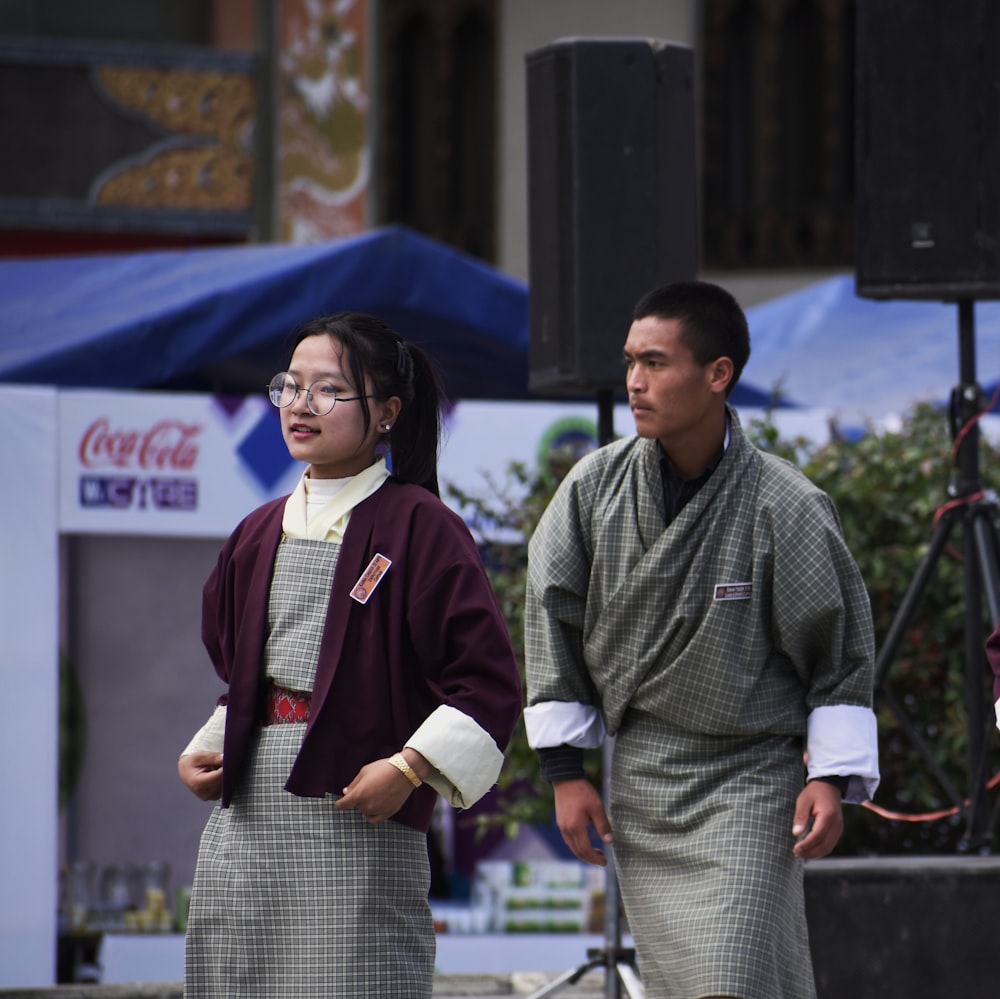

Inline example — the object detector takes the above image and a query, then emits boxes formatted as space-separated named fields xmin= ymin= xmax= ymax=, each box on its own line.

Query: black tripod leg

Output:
xmin=962 ymin=514 xmax=989 ymax=848
xmin=972 ymin=511 xmax=1000 ymax=841
xmin=874 ymin=513 xmax=955 ymax=689
xmin=961 ymin=509 xmax=1000 ymax=849
xmin=524 ymin=947 xmax=648 ymax=999
xmin=970 ymin=512 xmax=1000 ymax=622
xmin=877 ymin=685 xmax=967 ymax=811
xmin=615 ymin=959 xmax=646 ymax=998
xmin=524 ymin=954 xmax=606 ymax=999
xmin=872 ymin=503 xmax=998 ymax=839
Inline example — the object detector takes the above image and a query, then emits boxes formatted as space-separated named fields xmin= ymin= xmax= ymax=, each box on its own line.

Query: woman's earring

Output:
xmin=382 ymin=424 xmax=391 ymax=431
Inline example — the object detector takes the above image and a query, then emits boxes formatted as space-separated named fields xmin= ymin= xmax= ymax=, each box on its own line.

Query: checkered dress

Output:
xmin=610 ymin=719 xmax=813 ymax=998
xmin=185 ymin=538 xmax=434 ymax=998
xmin=525 ymin=411 xmax=875 ymax=999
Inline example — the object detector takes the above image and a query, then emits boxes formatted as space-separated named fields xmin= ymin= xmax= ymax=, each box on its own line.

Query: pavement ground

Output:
xmin=0 ymin=972 xmax=609 ymax=999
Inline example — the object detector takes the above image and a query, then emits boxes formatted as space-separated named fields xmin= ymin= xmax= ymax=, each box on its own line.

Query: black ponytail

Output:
xmin=388 ymin=341 xmax=442 ymax=495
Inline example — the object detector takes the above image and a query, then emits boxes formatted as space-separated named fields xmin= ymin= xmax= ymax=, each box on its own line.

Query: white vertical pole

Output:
xmin=0 ymin=386 xmax=60 ymax=985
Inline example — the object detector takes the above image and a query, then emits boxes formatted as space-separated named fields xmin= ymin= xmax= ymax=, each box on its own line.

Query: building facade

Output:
xmin=0 ymin=0 xmax=856 ymax=300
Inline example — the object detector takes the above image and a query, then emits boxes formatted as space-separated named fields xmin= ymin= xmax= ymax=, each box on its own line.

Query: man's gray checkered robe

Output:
xmin=525 ymin=408 xmax=875 ymax=999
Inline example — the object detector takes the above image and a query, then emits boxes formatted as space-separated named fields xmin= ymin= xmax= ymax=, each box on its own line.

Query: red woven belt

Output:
xmin=262 ymin=682 xmax=311 ymax=726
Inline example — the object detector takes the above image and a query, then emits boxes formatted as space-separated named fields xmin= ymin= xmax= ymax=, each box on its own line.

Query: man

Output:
xmin=523 ymin=281 xmax=879 ymax=999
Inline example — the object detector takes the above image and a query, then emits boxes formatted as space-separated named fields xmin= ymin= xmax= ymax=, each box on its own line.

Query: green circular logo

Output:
xmin=536 ymin=416 xmax=599 ymax=486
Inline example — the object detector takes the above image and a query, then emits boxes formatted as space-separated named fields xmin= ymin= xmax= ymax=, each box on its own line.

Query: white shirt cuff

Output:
xmin=180 ymin=704 xmax=226 ymax=757
xmin=807 ymin=703 xmax=880 ymax=803
xmin=523 ymin=701 xmax=606 ymax=749
xmin=995 ymin=696 xmax=1000 ymax=732
xmin=406 ymin=705 xmax=504 ymax=809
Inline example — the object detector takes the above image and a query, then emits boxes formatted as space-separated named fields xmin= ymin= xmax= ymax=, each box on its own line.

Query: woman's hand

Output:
xmin=335 ymin=751 xmax=430 ymax=824
xmin=178 ymin=751 xmax=224 ymax=801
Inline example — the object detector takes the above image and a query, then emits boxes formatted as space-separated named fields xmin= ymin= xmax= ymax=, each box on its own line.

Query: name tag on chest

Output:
xmin=351 ymin=553 xmax=392 ymax=604
xmin=714 ymin=581 xmax=752 ymax=601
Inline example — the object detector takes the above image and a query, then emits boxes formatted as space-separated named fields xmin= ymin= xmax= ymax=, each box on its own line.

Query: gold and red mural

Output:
xmin=93 ymin=66 xmax=255 ymax=212
xmin=277 ymin=0 xmax=368 ymax=243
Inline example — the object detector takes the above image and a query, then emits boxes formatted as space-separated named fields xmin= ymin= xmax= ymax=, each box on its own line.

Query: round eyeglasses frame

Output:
xmin=267 ymin=373 xmax=373 ymax=417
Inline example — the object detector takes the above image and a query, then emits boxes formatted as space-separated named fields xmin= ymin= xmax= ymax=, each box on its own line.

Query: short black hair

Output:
xmin=632 ymin=281 xmax=750 ymax=397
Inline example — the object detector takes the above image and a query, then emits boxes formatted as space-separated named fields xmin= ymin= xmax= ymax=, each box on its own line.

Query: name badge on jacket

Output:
xmin=714 ymin=581 xmax=752 ymax=601
xmin=351 ymin=553 xmax=392 ymax=604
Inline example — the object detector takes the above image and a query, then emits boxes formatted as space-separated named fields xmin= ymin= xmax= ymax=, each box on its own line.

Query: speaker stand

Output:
xmin=525 ymin=741 xmax=644 ymax=999
xmin=874 ymin=299 xmax=1000 ymax=851
xmin=527 ymin=391 xmax=646 ymax=999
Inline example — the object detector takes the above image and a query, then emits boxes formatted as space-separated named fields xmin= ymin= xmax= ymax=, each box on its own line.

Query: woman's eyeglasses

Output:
xmin=267 ymin=373 xmax=373 ymax=417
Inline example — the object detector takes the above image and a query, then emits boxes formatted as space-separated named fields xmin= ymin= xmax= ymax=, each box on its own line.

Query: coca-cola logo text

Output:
xmin=78 ymin=417 xmax=202 ymax=471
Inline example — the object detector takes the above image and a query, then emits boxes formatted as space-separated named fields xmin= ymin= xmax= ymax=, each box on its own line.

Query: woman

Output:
xmin=178 ymin=313 xmax=522 ymax=997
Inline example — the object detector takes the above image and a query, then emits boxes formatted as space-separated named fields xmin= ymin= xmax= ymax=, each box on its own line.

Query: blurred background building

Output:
xmin=0 ymin=0 xmax=856 ymax=304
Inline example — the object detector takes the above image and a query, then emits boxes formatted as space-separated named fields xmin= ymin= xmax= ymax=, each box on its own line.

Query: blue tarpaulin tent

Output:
xmin=0 ymin=225 xmax=532 ymax=401
xmin=9 ymin=226 xmax=994 ymax=417
xmin=743 ymin=274 xmax=1000 ymax=425
xmin=0 ymin=224 xmax=782 ymax=406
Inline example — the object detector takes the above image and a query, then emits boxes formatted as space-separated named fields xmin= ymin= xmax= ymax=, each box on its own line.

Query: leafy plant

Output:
xmin=767 ymin=403 xmax=1000 ymax=854
xmin=445 ymin=463 xmax=567 ymax=838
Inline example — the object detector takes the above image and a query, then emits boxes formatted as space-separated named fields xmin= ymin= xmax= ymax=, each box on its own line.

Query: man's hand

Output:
xmin=178 ymin=751 xmax=223 ymax=801
xmin=792 ymin=780 xmax=844 ymax=859
xmin=553 ymin=778 xmax=614 ymax=866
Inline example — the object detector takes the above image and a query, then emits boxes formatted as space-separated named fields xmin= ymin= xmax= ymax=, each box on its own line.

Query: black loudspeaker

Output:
xmin=855 ymin=0 xmax=1000 ymax=300
xmin=805 ymin=858 xmax=1000 ymax=999
xmin=526 ymin=38 xmax=698 ymax=394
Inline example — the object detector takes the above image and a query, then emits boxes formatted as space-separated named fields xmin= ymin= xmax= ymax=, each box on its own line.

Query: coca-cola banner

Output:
xmin=58 ymin=387 xmax=657 ymax=539
xmin=59 ymin=389 xmax=304 ymax=536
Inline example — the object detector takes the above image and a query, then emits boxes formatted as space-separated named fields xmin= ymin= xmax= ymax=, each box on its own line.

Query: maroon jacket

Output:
xmin=202 ymin=477 xmax=522 ymax=831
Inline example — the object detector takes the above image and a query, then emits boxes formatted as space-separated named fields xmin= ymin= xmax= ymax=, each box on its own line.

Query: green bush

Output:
xmin=781 ymin=403 xmax=1000 ymax=854
xmin=446 ymin=402 xmax=1000 ymax=855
